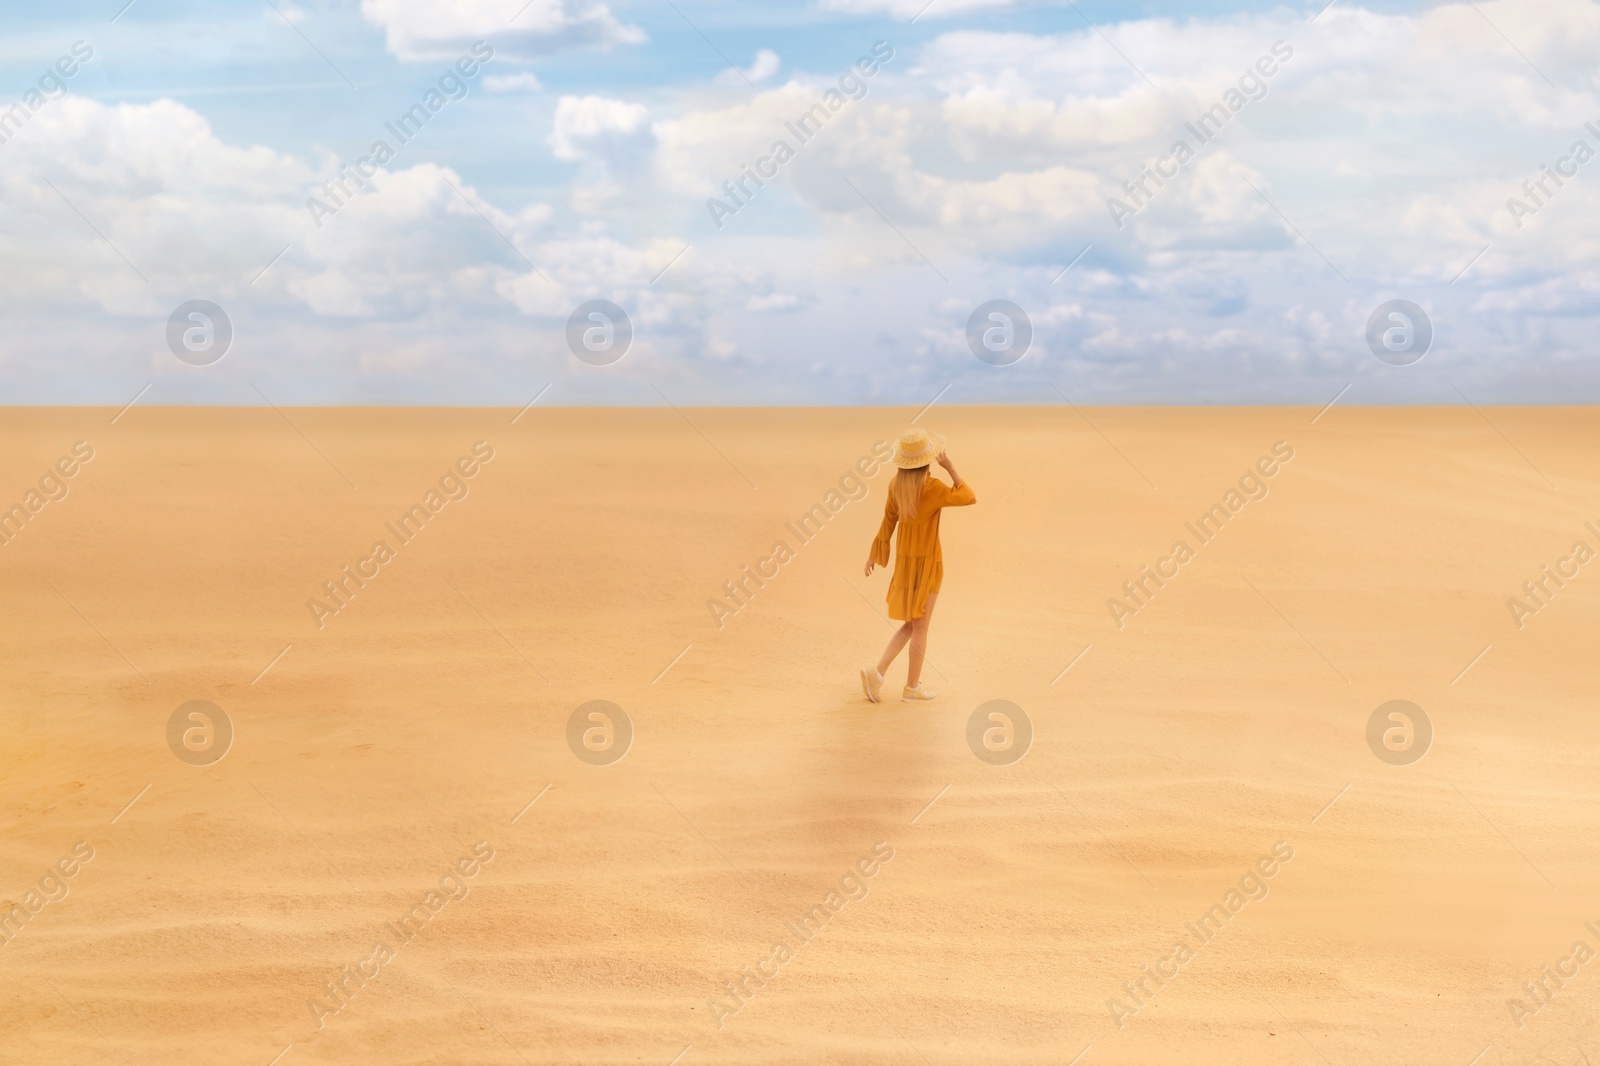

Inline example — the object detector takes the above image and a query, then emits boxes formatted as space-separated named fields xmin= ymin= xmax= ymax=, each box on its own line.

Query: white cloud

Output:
xmin=359 ymin=0 xmax=644 ymax=62
xmin=0 ymin=97 xmax=312 ymax=313
xmin=746 ymin=293 xmax=802 ymax=313
xmin=717 ymin=49 xmax=781 ymax=87
xmin=11 ymin=2 xmax=1600 ymax=403
xmin=0 ymin=95 xmax=559 ymax=327
xmin=819 ymin=0 xmax=1021 ymax=20
xmin=484 ymin=72 xmax=543 ymax=92
xmin=548 ymin=95 xmax=652 ymax=163
xmin=1472 ymin=273 xmax=1600 ymax=315
xmin=548 ymin=95 xmax=655 ymax=209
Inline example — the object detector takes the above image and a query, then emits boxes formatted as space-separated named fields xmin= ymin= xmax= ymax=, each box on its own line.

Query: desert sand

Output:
xmin=3 ymin=403 xmax=1600 ymax=1066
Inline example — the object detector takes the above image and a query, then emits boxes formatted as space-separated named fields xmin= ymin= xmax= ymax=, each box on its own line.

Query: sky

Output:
xmin=0 ymin=0 xmax=1597 ymax=406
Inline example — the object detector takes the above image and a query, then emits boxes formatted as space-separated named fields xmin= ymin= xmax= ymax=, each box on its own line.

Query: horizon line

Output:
xmin=5 ymin=400 xmax=1596 ymax=411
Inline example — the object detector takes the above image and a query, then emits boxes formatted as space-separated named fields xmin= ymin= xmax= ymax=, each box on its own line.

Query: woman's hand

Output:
xmin=864 ymin=559 xmax=876 ymax=577
xmin=936 ymin=450 xmax=962 ymax=488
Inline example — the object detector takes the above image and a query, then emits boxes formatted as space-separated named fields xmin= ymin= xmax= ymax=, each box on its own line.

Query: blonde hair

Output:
xmin=890 ymin=465 xmax=928 ymax=521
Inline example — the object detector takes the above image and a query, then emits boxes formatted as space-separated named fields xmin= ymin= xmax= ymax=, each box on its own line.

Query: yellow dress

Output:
xmin=870 ymin=476 xmax=977 ymax=620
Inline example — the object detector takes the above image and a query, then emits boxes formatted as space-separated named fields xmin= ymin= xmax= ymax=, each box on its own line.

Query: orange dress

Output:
xmin=870 ymin=476 xmax=977 ymax=620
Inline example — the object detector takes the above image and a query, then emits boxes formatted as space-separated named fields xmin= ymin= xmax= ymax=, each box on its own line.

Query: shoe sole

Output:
xmin=860 ymin=669 xmax=881 ymax=703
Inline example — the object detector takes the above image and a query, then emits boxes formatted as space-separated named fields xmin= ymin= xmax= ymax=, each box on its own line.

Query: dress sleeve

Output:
xmin=942 ymin=479 xmax=976 ymax=508
xmin=870 ymin=494 xmax=898 ymax=566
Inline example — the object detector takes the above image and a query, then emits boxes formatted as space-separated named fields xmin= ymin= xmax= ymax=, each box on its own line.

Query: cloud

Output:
xmin=548 ymin=95 xmax=655 ymax=209
xmin=0 ymin=96 xmax=314 ymax=314
xmin=359 ymin=0 xmax=644 ymax=62
xmin=746 ymin=293 xmax=802 ymax=313
xmin=1472 ymin=273 xmax=1600 ymax=315
xmin=548 ymin=95 xmax=652 ymax=163
xmin=0 ymin=94 xmax=556 ymax=326
xmin=11 ymin=2 xmax=1600 ymax=404
xmin=484 ymin=72 xmax=543 ymax=92
xmin=818 ymin=0 xmax=1022 ymax=20
xmin=716 ymin=49 xmax=781 ymax=87
xmin=292 ymin=162 xmax=555 ymax=317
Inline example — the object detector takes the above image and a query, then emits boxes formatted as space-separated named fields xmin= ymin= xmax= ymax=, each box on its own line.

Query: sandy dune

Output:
xmin=3 ymin=404 xmax=1600 ymax=1066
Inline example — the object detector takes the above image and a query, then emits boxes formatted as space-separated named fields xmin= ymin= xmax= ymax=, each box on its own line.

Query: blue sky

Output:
xmin=1 ymin=0 xmax=1597 ymax=406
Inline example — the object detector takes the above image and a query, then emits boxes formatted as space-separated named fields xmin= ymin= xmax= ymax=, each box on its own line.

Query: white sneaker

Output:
xmin=902 ymin=684 xmax=937 ymax=702
xmin=860 ymin=667 xmax=883 ymax=703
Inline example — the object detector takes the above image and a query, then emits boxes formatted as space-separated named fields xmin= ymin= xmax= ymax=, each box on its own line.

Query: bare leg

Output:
xmin=876 ymin=621 xmax=913 ymax=676
xmin=906 ymin=593 xmax=937 ymax=688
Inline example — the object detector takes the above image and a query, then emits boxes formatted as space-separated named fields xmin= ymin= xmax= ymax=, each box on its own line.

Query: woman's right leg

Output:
xmin=876 ymin=620 xmax=913 ymax=676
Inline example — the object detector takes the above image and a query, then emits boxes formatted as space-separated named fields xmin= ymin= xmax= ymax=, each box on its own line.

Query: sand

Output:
xmin=3 ymin=403 xmax=1600 ymax=1066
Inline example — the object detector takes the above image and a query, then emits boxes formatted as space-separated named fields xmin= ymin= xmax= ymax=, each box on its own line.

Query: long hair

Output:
xmin=890 ymin=465 xmax=928 ymax=521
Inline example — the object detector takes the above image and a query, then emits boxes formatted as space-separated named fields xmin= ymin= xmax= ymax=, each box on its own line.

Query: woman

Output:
xmin=860 ymin=427 xmax=976 ymax=702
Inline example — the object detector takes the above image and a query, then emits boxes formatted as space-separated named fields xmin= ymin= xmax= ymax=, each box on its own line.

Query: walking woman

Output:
xmin=860 ymin=428 xmax=976 ymax=702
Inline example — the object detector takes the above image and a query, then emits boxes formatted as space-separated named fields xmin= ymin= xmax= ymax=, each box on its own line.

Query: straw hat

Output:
xmin=891 ymin=427 xmax=945 ymax=469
